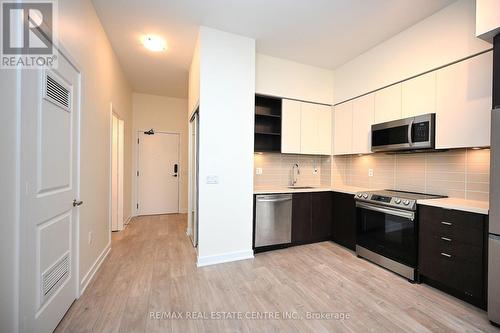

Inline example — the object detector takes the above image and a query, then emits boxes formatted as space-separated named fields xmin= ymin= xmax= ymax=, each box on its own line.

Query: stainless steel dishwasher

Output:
xmin=255 ymin=194 xmax=292 ymax=247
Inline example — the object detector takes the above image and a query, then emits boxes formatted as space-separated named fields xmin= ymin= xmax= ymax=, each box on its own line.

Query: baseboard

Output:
xmin=197 ymin=249 xmax=254 ymax=267
xmin=124 ymin=216 xmax=132 ymax=225
xmin=79 ymin=243 xmax=111 ymax=296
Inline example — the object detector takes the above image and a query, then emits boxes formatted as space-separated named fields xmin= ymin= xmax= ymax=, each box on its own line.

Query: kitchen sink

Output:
xmin=287 ymin=186 xmax=316 ymax=189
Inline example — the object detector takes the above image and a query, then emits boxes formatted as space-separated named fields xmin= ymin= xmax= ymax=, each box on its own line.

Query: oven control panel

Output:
xmin=355 ymin=192 xmax=417 ymax=210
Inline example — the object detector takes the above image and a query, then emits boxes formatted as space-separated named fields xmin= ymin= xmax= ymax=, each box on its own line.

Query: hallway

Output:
xmin=55 ymin=214 xmax=497 ymax=333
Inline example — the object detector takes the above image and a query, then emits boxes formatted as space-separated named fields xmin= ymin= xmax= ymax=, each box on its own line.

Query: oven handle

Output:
xmin=356 ymin=202 xmax=415 ymax=221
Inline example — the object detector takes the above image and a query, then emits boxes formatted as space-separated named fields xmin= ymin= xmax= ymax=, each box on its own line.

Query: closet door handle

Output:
xmin=73 ymin=199 xmax=84 ymax=207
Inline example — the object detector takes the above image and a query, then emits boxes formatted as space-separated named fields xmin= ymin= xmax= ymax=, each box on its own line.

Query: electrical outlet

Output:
xmin=88 ymin=231 xmax=93 ymax=245
xmin=206 ymin=175 xmax=219 ymax=184
xmin=256 ymin=168 xmax=263 ymax=175
xmin=368 ymin=169 xmax=374 ymax=177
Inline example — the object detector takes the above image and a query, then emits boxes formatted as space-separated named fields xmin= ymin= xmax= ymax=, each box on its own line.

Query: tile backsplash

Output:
xmin=332 ymin=148 xmax=490 ymax=202
xmin=254 ymin=153 xmax=331 ymax=188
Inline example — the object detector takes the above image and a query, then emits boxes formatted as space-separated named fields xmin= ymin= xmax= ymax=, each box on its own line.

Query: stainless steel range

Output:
xmin=355 ymin=190 xmax=445 ymax=281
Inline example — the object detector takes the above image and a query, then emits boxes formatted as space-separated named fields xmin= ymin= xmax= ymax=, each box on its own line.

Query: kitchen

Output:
xmin=3 ymin=0 xmax=500 ymax=332
xmin=252 ymin=0 xmax=499 ymax=328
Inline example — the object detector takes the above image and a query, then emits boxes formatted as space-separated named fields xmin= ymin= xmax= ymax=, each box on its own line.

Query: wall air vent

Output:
xmin=41 ymin=253 xmax=70 ymax=302
xmin=44 ymin=72 xmax=71 ymax=111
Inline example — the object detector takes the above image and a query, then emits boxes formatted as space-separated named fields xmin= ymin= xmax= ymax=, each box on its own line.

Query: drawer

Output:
xmin=419 ymin=235 xmax=484 ymax=298
xmin=419 ymin=206 xmax=484 ymax=247
xmin=419 ymin=233 xmax=483 ymax=266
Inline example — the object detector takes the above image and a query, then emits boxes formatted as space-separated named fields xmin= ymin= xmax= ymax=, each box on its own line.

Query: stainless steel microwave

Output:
xmin=371 ymin=113 xmax=435 ymax=152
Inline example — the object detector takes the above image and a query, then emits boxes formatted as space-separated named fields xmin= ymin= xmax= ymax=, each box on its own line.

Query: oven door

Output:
xmin=356 ymin=202 xmax=417 ymax=268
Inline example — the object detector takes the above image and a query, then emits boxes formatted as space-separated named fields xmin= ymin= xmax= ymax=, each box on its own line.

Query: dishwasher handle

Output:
xmin=257 ymin=197 xmax=292 ymax=203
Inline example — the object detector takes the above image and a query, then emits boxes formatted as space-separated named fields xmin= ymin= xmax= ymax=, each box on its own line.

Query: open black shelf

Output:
xmin=255 ymin=95 xmax=282 ymax=152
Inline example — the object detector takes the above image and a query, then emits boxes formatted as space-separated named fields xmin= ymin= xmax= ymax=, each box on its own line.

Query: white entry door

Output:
xmin=138 ymin=132 xmax=180 ymax=215
xmin=19 ymin=52 xmax=80 ymax=332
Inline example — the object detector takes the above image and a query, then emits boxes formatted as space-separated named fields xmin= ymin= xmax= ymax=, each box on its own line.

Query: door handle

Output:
xmin=73 ymin=199 xmax=84 ymax=207
xmin=172 ymin=173 xmax=178 ymax=177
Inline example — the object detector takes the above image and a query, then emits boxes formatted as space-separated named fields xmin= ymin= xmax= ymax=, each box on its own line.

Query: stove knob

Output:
xmin=356 ymin=193 xmax=362 ymax=198
xmin=362 ymin=193 xmax=369 ymax=199
xmin=403 ymin=200 xmax=411 ymax=206
xmin=394 ymin=198 xmax=402 ymax=204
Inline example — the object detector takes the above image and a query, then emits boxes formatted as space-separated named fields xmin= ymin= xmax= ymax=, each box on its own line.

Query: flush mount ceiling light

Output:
xmin=142 ymin=35 xmax=167 ymax=52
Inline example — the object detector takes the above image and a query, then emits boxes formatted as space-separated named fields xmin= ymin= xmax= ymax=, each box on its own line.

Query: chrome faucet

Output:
xmin=292 ymin=163 xmax=300 ymax=186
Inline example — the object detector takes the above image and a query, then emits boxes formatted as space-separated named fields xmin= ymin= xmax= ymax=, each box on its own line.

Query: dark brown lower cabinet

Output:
xmin=312 ymin=191 xmax=333 ymax=242
xmin=292 ymin=192 xmax=332 ymax=245
xmin=331 ymin=191 xmax=356 ymax=251
xmin=419 ymin=205 xmax=488 ymax=309
xmin=291 ymin=193 xmax=312 ymax=244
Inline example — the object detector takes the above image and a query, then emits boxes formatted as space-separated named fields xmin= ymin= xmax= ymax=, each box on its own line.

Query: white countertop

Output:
xmin=254 ymin=185 xmax=374 ymax=195
xmin=330 ymin=185 xmax=375 ymax=195
xmin=254 ymin=186 xmax=333 ymax=195
xmin=417 ymin=198 xmax=489 ymax=215
xmin=254 ymin=185 xmax=489 ymax=215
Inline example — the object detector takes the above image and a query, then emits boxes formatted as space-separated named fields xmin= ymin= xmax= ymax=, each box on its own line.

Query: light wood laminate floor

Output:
xmin=56 ymin=214 xmax=499 ymax=333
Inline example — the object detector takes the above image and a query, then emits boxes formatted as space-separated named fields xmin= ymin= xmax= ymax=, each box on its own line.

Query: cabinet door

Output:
xmin=311 ymin=192 xmax=333 ymax=241
xmin=402 ymin=71 xmax=436 ymax=118
xmin=300 ymin=102 xmax=318 ymax=154
xmin=352 ymin=94 xmax=374 ymax=154
xmin=333 ymin=101 xmax=353 ymax=155
xmin=374 ymin=83 xmax=402 ymax=123
xmin=332 ymin=192 xmax=356 ymax=250
xmin=292 ymin=193 xmax=312 ymax=244
xmin=316 ymin=104 xmax=332 ymax=155
xmin=281 ymin=99 xmax=302 ymax=153
xmin=436 ymin=52 xmax=493 ymax=149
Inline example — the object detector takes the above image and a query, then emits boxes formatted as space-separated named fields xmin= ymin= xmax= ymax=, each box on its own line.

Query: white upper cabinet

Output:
xmin=316 ymin=104 xmax=333 ymax=155
xmin=435 ymin=51 xmax=492 ymax=149
xmin=374 ymin=83 xmax=402 ymax=124
xmin=352 ymin=93 xmax=375 ymax=154
xmin=300 ymin=102 xmax=318 ymax=154
xmin=281 ymin=99 xmax=301 ymax=154
xmin=402 ymin=71 xmax=436 ymax=118
xmin=281 ymin=99 xmax=332 ymax=155
xmin=333 ymin=101 xmax=353 ymax=155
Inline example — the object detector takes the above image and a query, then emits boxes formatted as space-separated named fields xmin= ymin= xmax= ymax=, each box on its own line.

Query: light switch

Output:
xmin=206 ymin=175 xmax=219 ymax=184
xmin=256 ymin=168 xmax=263 ymax=175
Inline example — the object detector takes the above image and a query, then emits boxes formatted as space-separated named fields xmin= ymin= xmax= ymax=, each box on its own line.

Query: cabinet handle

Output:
xmin=441 ymin=237 xmax=452 ymax=242
xmin=441 ymin=221 xmax=453 ymax=226
xmin=440 ymin=252 xmax=452 ymax=258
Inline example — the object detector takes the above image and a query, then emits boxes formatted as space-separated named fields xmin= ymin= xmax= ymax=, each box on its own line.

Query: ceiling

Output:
xmin=92 ymin=0 xmax=456 ymax=98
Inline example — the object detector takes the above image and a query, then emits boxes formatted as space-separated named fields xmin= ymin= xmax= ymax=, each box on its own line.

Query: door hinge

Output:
xmin=136 ymin=203 xmax=139 ymax=210
xmin=137 ymin=138 xmax=139 ymax=144
xmin=137 ymin=170 xmax=139 ymax=177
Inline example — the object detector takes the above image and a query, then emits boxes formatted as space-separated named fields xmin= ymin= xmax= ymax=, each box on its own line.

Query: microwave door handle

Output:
xmin=407 ymin=119 xmax=414 ymax=146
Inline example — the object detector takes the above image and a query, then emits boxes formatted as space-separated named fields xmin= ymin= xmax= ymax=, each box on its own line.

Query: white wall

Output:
xmin=333 ymin=0 xmax=492 ymax=104
xmin=56 ymin=0 xmax=134 ymax=292
xmin=196 ymin=27 xmax=255 ymax=266
xmin=0 ymin=70 xmax=20 ymax=333
xmin=256 ymin=53 xmax=334 ymax=104
xmin=188 ymin=35 xmax=200 ymax=117
xmin=132 ymin=93 xmax=189 ymax=213
xmin=476 ymin=0 xmax=500 ymax=41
